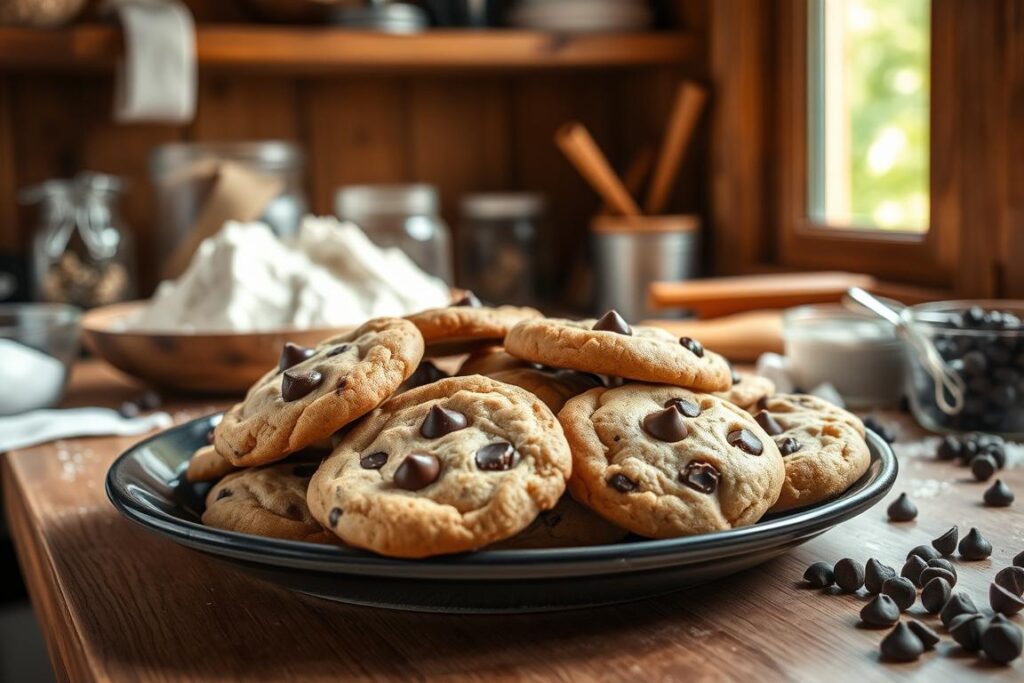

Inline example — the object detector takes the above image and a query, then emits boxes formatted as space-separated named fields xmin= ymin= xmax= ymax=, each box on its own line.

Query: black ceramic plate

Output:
xmin=107 ymin=414 xmax=897 ymax=613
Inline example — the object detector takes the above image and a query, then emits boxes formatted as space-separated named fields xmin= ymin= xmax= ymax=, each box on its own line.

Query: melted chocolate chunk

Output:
xmin=328 ymin=507 xmax=342 ymax=526
xmin=642 ymin=406 xmax=689 ymax=442
xmin=777 ymin=437 xmax=802 ymax=456
xmin=360 ymin=452 xmax=388 ymax=470
xmin=393 ymin=453 xmax=441 ymax=490
xmin=281 ymin=369 xmax=323 ymax=402
xmin=592 ymin=309 xmax=632 ymax=335
xmin=754 ymin=410 xmax=784 ymax=436
xmin=475 ymin=442 xmax=520 ymax=471
xmin=420 ymin=405 xmax=468 ymax=438
xmin=680 ymin=461 xmax=719 ymax=493
xmin=727 ymin=429 xmax=763 ymax=455
xmin=608 ymin=473 xmax=637 ymax=493
xmin=664 ymin=397 xmax=701 ymax=417
xmin=678 ymin=336 xmax=704 ymax=357
xmin=279 ymin=342 xmax=315 ymax=372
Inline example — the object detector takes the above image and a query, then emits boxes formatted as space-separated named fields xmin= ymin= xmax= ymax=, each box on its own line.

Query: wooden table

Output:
xmin=3 ymin=361 xmax=1023 ymax=682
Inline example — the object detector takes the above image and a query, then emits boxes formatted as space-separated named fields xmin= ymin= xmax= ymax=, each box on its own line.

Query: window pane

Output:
xmin=808 ymin=0 xmax=930 ymax=232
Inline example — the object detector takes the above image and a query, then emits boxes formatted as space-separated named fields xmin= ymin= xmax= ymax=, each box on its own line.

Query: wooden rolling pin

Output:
xmin=643 ymin=310 xmax=783 ymax=363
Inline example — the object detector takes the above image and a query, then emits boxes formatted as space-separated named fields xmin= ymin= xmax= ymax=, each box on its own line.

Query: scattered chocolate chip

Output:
xmin=949 ymin=613 xmax=989 ymax=652
xmin=727 ymin=429 xmax=763 ymax=455
xmin=959 ymin=527 xmax=993 ymax=560
xmin=882 ymin=576 xmax=917 ymax=611
xmin=360 ymin=452 xmax=388 ymax=470
xmin=393 ymin=453 xmax=441 ymax=490
xmin=777 ymin=437 xmax=802 ymax=456
xmin=325 ymin=344 xmax=350 ymax=357
xmin=664 ymin=397 xmax=701 ymax=417
xmin=907 ymin=620 xmax=940 ymax=650
xmin=592 ymin=309 xmax=631 ymax=335
xmin=608 ymin=473 xmax=637 ymax=493
xmin=936 ymin=435 xmax=962 ymax=461
xmin=833 ymin=558 xmax=865 ymax=592
xmin=328 ymin=507 xmax=342 ymax=526
xmin=982 ymin=619 xmax=1024 ymax=665
xmin=929 ymin=559 xmax=956 ymax=580
xmin=920 ymin=566 xmax=956 ymax=589
xmin=453 ymin=291 xmax=482 ymax=307
xmin=1016 ymin=550 xmax=1024 ymax=568
xmin=995 ymin=566 xmax=1024 ymax=594
xmin=863 ymin=416 xmax=896 ymax=444
xmin=281 ymin=369 xmax=323 ymax=402
xmin=475 ymin=441 xmax=520 ymax=471
xmin=118 ymin=401 xmax=140 ymax=418
xmin=420 ymin=405 xmax=468 ymax=438
xmin=922 ymin=577 xmax=952 ymax=614
xmin=970 ymin=454 xmax=997 ymax=481
xmin=940 ymin=592 xmax=979 ymax=627
xmin=984 ymin=479 xmax=1015 ymax=507
xmin=907 ymin=544 xmax=940 ymax=562
xmin=678 ymin=336 xmax=704 ymax=357
xmin=754 ymin=411 xmax=784 ymax=436
xmin=901 ymin=556 xmax=928 ymax=586
xmin=291 ymin=463 xmax=318 ymax=478
xmin=803 ymin=561 xmax=834 ymax=588
xmin=990 ymin=582 xmax=1024 ymax=616
xmin=643 ymin=406 xmax=689 ymax=442
xmin=278 ymin=342 xmax=315 ymax=372
xmin=215 ymin=488 xmax=232 ymax=501
xmin=860 ymin=594 xmax=901 ymax=627
xmin=680 ymin=461 xmax=719 ymax=494
xmin=880 ymin=622 xmax=924 ymax=662
xmin=865 ymin=558 xmax=897 ymax=594
xmin=932 ymin=526 xmax=959 ymax=555
xmin=887 ymin=493 xmax=917 ymax=522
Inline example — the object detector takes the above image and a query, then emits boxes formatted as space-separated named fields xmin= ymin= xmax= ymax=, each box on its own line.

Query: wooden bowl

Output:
xmin=82 ymin=301 xmax=352 ymax=395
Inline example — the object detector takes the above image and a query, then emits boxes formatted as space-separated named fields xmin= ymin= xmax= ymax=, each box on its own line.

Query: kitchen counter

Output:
xmin=3 ymin=360 xmax=1022 ymax=681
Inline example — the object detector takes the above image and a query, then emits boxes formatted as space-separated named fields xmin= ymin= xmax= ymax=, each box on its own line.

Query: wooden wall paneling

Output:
xmin=0 ymin=78 xmax=17 ymax=250
xmin=190 ymin=76 xmax=301 ymax=141
xmin=302 ymin=78 xmax=410 ymax=215
xmin=1003 ymin=1 xmax=1024 ymax=297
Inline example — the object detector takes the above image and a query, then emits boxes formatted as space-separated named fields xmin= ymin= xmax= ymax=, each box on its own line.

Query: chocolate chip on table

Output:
xmin=860 ymin=594 xmax=901 ymax=627
xmin=360 ymin=451 xmax=388 ymax=470
xmin=678 ymin=336 xmax=704 ymax=357
xmin=932 ymin=526 xmax=959 ymax=555
xmin=862 ymin=416 xmax=895 ymax=444
xmin=995 ymin=566 xmax=1024 ymax=593
xmin=959 ymin=527 xmax=993 ymax=560
xmin=680 ymin=462 xmax=719 ymax=493
xmin=982 ymin=617 xmax=1024 ymax=665
xmin=664 ymin=397 xmax=701 ymax=417
xmin=833 ymin=558 xmax=865 ymax=592
xmin=950 ymin=613 xmax=989 ymax=652
xmin=880 ymin=622 xmax=924 ymax=663
xmin=420 ymin=405 xmax=468 ymax=438
xmin=970 ymin=454 xmax=997 ymax=481
xmin=453 ymin=291 xmax=482 ymax=307
xmin=727 ymin=429 xmax=763 ymax=455
xmin=803 ymin=561 xmax=834 ymax=588
xmin=882 ymin=576 xmax=917 ymax=611
xmin=907 ymin=620 xmax=941 ymax=650
xmin=475 ymin=441 xmax=520 ymax=471
xmin=907 ymin=544 xmax=940 ymax=562
xmin=920 ymin=566 xmax=957 ymax=590
xmin=608 ymin=473 xmax=637 ymax=493
xmin=984 ymin=479 xmax=1015 ymax=507
xmin=936 ymin=435 xmax=962 ymax=461
xmin=281 ymin=369 xmax=323 ymax=402
xmin=901 ymin=556 xmax=928 ymax=587
xmin=927 ymin=557 xmax=957 ymax=578
xmin=777 ymin=437 xmax=802 ymax=456
xmin=990 ymin=582 xmax=1024 ymax=616
xmin=393 ymin=453 xmax=441 ymax=490
xmin=592 ymin=309 xmax=632 ymax=335
xmin=754 ymin=411 xmax=784 ymax=436
xmin=642 ymin=406 xmax=689 ymax=442
xmin=328 ymin=507 xmax=342 ymax=526
xmin=865 ymin=558 xmax=897 ymax=594
xmin=921 ymin=577 xmax=953 ymax=614
xmin=940 ymin=592 xmax=979 ymax=627
xmin=887 ymin=493 xmax=917 ymax=522
xmin=278 ymin=342 xmax=315 ymax=372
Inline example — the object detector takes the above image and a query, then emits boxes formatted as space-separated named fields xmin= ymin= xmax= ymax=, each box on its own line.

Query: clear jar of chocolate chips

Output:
xmin=905 ymin=301 xmax=1024 ymax=437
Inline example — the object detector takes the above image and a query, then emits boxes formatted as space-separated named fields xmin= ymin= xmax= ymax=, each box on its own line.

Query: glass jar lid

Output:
xmin=335 ymin=184 xmax=439 ymax=218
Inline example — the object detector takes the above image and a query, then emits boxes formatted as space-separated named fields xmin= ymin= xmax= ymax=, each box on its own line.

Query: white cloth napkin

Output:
xmin=0 ymin=408 xmax=172 ymax=452
xmin=104 ymin=0 xmax=196 ymax=123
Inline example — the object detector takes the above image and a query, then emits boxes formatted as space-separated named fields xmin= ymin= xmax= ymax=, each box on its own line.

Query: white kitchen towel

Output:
xmin=0 ymin=407 xmax=172 ymax=452
xmin=104 ymin=0 xmax=196 ymax=123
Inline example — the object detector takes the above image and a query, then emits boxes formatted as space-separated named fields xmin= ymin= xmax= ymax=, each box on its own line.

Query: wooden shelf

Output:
xmin=0 ymin=24 xmax=697 ymax=72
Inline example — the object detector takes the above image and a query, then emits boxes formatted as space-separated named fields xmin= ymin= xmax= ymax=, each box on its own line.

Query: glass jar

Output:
xmin=150 ymin=141 xmax=308 ymax=262
xmin=458 ymin=193 xmax=543 ymax=306
xmin=22 ymin=173 xmax=135 ymax=309
xmin=335 ymin=184 xmax=453 ymax=283
xmin=903 ymin=300 xmax=1024 ymax=436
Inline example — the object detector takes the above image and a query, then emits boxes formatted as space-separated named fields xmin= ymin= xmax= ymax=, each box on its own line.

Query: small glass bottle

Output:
xmin=334 ymin=184 xmax=453 ymax=283
xmin=458 ymin=193 xmax=543 ymax=306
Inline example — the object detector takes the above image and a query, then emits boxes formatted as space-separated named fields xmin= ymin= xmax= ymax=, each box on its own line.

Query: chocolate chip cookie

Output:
xmin=202 ymin=461 xmax=335 ymax=544
xmin=215 ymin=318 xmax=423 ymax=467
xmin=505 ymin=311 xmax=731 ymax=391
xmin=490 ymin=496 xmax=628 ymax=550
xmin=406 ymin=294 xmax=542 ymax=357
xmin=559 ymin=383 xmax=785 ymax=538
xmin=755 ymin=393 xmax=870 ymax=512
xmin=714 ymin=372 xmax=776 ymax=411
xmin=458 ymin=347 xmax=535 ymax=376
xmin=185 ymin=444 xmax=237 ymax=483
xmin=489 ymin=367 xmax=601 ymax=413
xmin=307 ymin=375 xmax=572 ymax=558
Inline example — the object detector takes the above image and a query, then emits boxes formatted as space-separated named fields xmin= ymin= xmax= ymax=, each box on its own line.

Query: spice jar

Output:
xmin=22 ymin=173 xmax=135 ymax=309
xmin=458 ymin=193 xmax=543 ymax=306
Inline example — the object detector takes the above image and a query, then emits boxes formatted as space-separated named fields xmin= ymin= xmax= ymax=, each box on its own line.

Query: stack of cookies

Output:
xmin=189 ymin=298 xmax=871 ymax=559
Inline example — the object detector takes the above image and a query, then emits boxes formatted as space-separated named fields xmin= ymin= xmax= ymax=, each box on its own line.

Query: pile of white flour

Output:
xmin=130 ymin=216 xmax=451 ymax=332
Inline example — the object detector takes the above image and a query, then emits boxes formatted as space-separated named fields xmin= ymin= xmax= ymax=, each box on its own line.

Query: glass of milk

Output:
xmin=0 ymin=304 xmax=81 ymax=415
